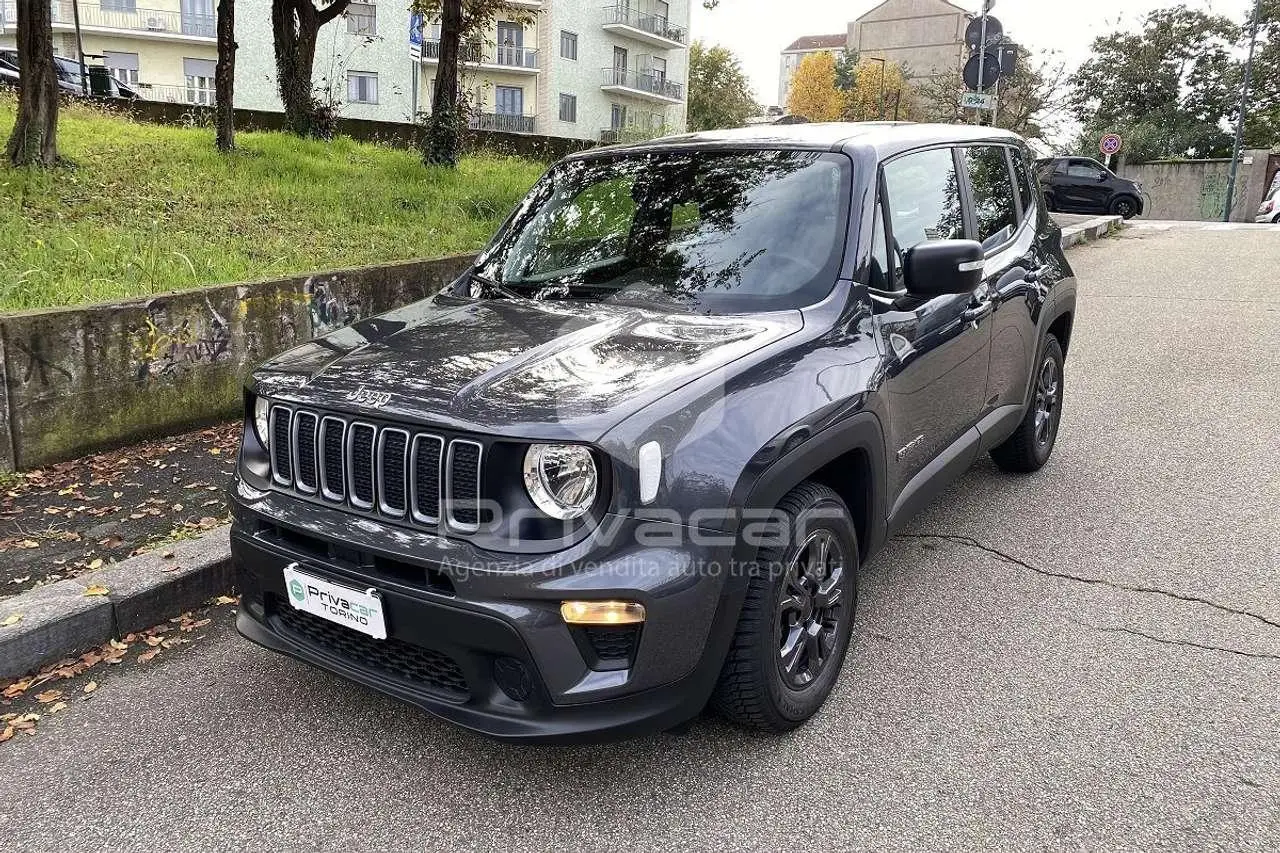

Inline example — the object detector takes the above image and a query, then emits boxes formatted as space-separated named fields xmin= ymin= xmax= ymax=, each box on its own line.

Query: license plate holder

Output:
xmin=282 ymin=563 xmax=387 ymax=640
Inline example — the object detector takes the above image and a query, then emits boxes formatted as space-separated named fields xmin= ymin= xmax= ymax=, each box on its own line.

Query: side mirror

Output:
xmin=903 ymin=240 xmax=984 ymax=297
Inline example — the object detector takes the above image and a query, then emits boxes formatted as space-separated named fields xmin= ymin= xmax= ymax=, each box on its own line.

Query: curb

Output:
xmin=1060 ymin=214 xmax=1124 ymax=249
xmin=0 ymin=526 xmax=232 ymax=678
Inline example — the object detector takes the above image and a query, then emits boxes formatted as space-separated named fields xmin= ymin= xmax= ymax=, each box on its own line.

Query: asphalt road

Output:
xmin=3 ymin=225 xmax=1279 ymax=851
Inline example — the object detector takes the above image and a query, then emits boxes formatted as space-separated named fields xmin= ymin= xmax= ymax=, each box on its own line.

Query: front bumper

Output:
xmin=230 ymin=483 xmax=744 ymax=743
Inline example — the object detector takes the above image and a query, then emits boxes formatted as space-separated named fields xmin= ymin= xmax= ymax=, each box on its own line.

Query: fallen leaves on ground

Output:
xmin=1 ymin=613 xmax=21 ymax=627
xmin=0 ymin=596 xmax=236 ymax=743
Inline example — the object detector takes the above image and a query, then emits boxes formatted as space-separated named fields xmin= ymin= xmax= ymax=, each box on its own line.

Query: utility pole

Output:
xmin=1222 ymin=0 xmax=1263 ymax=223
xmin=71 ymin=0 xmax=88 ymax=96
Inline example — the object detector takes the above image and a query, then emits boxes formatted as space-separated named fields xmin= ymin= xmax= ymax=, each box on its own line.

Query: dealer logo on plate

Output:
xmin=289 ymin=578 xmax=306 ymax=602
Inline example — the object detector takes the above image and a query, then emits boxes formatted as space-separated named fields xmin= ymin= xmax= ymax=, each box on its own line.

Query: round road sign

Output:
xmin=965 ymin=15 xmax=1004 ymax=50
xmin=1100 ymin=133 xmax=1123 ymax=156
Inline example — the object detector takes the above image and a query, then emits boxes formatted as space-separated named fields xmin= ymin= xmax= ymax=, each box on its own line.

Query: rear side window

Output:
xmin=882 ymin=147 xmax=964 ymax=250
xmin=1009 ymin=147 xmax=1035 ymax=215
xmin=961 ymin=146 xmax=1017 ymax=249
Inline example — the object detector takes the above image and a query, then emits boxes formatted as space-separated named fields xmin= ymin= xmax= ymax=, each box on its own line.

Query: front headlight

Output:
xmin=253 ymin=396 xmax=271 ymax=449
xmin=523 ymin=444 xmax=598 ymax=520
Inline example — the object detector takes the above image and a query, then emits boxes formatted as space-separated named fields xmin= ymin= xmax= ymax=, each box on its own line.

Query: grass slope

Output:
xmin=0 ymin=96 xmax=544 ymax=312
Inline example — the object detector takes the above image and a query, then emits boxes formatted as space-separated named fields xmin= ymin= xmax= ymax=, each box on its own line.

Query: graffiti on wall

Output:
xmin=307 ymin=276 xmax=362 ymax=337
xmin=132 ymin=296 xmax=234 ymax=382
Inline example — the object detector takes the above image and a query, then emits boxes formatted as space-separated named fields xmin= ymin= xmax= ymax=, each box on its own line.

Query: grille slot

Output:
xmin=320 ymin=416 xmax=346 ymax=501
xmin=272 ymin=597 xmax=469 ymax=700
xmin=447 ymin=440 xmax=482 ymax=530
xmin=348 ymin=423 xmax=377 ymax=509
xmin=270 ymin=407 xmax=292 ymax=484
xmin=411 ymin=435 xmax=443 ymax=523
xmin=377 ymin=429 xmax=409 ymax=516
xmin=293 ymin=412 xmax=319 ymax=493
xmin=268 ymin=405 xmax=481 ymax=534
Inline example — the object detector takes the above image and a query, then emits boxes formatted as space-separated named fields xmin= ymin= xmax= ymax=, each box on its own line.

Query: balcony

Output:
xmin=600 ymin=67 xmax=682 ymax=103
xmin=600 ymin=4 xmax=686 ymax=49
xmin=25 ymin=2 xmax=219 ymax=40
xmin=420 ymin=39 xmax=539 ymax=73
xmin=468 ymin=112 xmax=535 ymax=134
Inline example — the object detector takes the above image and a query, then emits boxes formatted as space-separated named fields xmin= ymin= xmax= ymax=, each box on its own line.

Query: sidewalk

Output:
xmin=1 ymin=423 xmax=239 ymax=600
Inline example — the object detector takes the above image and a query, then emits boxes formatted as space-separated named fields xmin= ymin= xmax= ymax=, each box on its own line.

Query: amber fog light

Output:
xmin=560 ymin=600 xmax=646 ymax=625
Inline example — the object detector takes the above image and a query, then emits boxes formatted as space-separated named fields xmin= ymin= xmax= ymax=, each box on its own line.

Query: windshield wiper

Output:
xmin=468 ymin=271 xmax=526 ymax=301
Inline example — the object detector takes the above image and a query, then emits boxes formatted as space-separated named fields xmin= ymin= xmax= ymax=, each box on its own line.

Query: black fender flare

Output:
xmin=729 ymin=410 xmax=889 ymax=572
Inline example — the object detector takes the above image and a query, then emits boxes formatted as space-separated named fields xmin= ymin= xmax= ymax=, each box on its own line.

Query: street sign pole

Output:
xmin=973 ymin=10 xmax=988 ymax=124
xmin=1222 ymin=0 xmax=1263 ymax=223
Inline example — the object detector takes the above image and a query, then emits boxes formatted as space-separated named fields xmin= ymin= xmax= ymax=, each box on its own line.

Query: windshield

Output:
xmin=472 ymin=149 xmax=851 ymax=314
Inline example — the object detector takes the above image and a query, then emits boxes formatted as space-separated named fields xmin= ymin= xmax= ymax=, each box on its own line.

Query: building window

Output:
xmin=559 ymin=93 xmax=577 ymax=123
xmin=347 ymin=71 xmax=378 ymax=104
xmin=101 ymin=0 xmax=137 ymax=12
xmin=103 ymin=51 xmax=139 ymax=86
xmin=182 ymin=57 xmax=215 ymax=106
xmin=495 ymin=85 xmax=523 ymax=116
xmin=560 ymin=30 xmax=577 ymax=60
xmin=347 ymin=3 xmax=376 ymax=36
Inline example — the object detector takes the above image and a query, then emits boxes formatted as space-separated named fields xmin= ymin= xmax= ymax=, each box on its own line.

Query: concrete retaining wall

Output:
xmin=0 ymin=254 xmax=476 ymax=472
xmin=105 ymin=99 xmax=595 ymax=163
xmin=1120 ymin=150 xmax=1272 ymax=222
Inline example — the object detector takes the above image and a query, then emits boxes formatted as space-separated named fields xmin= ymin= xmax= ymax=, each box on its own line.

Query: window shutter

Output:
xmin=183 ymin=58 xmax=216 ymax=79
xmin=103 ymin=51 xmax=139 ymax=72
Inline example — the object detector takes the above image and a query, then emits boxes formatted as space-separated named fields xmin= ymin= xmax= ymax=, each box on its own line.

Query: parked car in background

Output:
xmin=0 ymin=56 xmax=17 ymax=90
xmin=1256 ymin=185 xmax=1280 ymax=224
xmin=1036 ymin=156 xmax=1144 ymax=219
xmin=232 ymin=123 xmax=1077 ymax=742
xmin=0 ymin=50 xmax=136 ymax=99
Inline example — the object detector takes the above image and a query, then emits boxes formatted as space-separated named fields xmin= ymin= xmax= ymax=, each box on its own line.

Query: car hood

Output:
xmin=254 ymin=294 xmax=802 ymax=441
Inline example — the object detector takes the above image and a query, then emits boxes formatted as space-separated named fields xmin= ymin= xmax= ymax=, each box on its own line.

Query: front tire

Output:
xmin=1110 ymin=195 xmax=1139 ymax=219
xmin=991 ymin=335 xmax=1065 ymax=473
xmin=711 ymin=481 xmax=858 ymax=732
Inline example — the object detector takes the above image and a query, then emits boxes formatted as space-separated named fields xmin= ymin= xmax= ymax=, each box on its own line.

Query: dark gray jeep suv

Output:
xmin=231 ymin=123 xmax=1076 ymax=742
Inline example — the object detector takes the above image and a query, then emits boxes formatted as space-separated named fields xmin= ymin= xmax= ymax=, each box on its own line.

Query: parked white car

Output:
xmin=1257 ymin=185 xmax=1280 ymax=224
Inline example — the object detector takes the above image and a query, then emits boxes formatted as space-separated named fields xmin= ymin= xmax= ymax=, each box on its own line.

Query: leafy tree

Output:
xmin=838 ymin=56 xmax=914 ymax=121
xmin=5 ymin=0 xmax=59 ymax=166
xmin=916 ymin=49 xmax=1071 ymax=144
xmin=416 ymin=1 xmax=533 ymax=167
xmin=215 ymin=0 xmax=237 ymax=152
xmin=786 ymin=52 xmax=842 ymax=122
xmin=1069 ymin=5 xmax=1239 ymax=159
xmin=270 ymin=0 xmax=353 ymax=138
xmin=687 ymin=41 xmax=758 ymax=131
xmin=1236 ymin=0 xmax=1280 ymax=148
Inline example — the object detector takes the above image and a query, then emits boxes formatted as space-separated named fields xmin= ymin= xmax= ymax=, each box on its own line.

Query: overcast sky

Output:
xmin=689 ymin=0 xmax=1258 ymax=107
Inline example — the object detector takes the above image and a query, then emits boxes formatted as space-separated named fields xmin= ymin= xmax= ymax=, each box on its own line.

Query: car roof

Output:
xmin=567 ymin=122 xmax=1027 ymax=162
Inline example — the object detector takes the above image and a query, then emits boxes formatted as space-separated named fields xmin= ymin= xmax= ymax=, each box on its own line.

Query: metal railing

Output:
xmin=422 ymin=39 xmax=537 ymax=69
xmin=133 ymin=82 xmax=215 ymax=105
xmin=469 ymin=112 xmax=535 ymax=134
xmin=601 ymin=4 xmax=687 ymax=45
xmin=44 ymin=2 xmax=215 ymax=38
xmin=601 ymin=67 xmax=683 ymax=100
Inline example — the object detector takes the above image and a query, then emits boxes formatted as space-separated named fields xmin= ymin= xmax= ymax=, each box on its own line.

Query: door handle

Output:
xmin=962 ymin=300 xmax=995 ymax=326
xmin=1024 ymin=265 xmax=1054 ymax=284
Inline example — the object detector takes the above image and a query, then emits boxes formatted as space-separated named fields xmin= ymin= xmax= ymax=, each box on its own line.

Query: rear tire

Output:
xmin=711 ymin=481 xmax=858 ymax=733
xmin=991 ymin=335 xmax=1065 ymax=473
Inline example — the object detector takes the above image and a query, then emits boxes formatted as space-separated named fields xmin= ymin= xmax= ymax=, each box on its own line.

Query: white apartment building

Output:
xmin=0 ymin=0 xmax=219 ymax=104
xmin=1 ymin=1 xmax=689 ymax=142
xmin=232 ymin=0 xmax=690 ymax=142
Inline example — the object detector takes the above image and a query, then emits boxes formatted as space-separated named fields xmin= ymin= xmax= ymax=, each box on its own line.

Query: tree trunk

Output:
xmin=270 ymin=0 xmax=349 ymax=138
xmin=425 ymin=0 xmax=464 ymax=167
xmin=6 ymin=0 xmax=59 ymax=167
xmin=214 ymin=0 xmax=237 ymax=151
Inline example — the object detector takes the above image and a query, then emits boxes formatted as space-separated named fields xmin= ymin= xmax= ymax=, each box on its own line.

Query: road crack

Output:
xmin=897 ymin=533 xmax=1280 ymax=630
xmin=1092 ymin=626 xmax=1280 ymax=661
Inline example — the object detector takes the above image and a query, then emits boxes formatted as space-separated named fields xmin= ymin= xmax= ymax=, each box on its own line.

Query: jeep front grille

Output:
xmin=268 ymin=405 xmax=482 ymax=531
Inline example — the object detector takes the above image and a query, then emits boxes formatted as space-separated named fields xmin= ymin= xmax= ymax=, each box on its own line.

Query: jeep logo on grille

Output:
xmin=346 ymin=386 xmax=393 ymax=407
